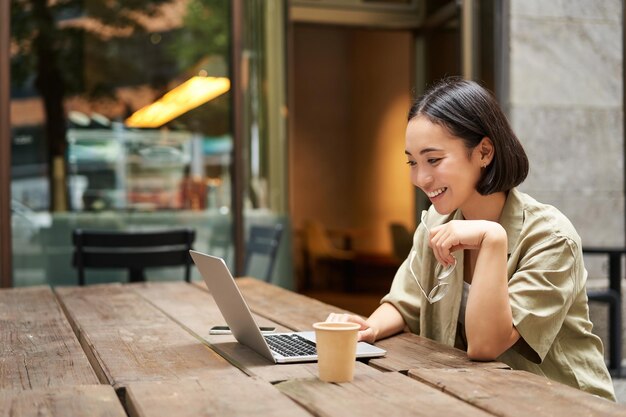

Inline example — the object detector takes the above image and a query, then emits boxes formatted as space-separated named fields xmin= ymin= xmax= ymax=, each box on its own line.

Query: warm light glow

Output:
xmin=125 ymin=76 xmax=230 ymax=128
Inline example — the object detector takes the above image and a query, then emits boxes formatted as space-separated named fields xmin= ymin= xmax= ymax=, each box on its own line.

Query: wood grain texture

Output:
xmin=196 ymin=278 xmax=355 ymax=331
xmin=4 ymin=283 xmax=615 ymax=416
xmin=125 ymin=376 xmax=312 ymax=417
xmin=130 ymin=281 xmax=288 ymax=336
xmin=0 ymin=385 xmax=126 ymax=417
xmin=0 ymin=286 xmax=98 ymax=389
xmin=54 ymin=284 xmax=240 ymax=389
xmin=132 ymin=282 xmax=383 ymax=383
xmin=409 ymin=368 xmax=626 ymax=417
xmin=369 ymin=333 xmax=509 ymax=373
xmin=203 ymin=279 xmax=506 ymax=374
xmin=277 ymin=371 xmax=493 ymax=417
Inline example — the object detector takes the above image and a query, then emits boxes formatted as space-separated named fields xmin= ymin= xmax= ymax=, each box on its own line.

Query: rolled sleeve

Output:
xmin=508 ymin=235 xmax=578 ymax=363
xmin=381 ymin=258 xmax=422 ymax=334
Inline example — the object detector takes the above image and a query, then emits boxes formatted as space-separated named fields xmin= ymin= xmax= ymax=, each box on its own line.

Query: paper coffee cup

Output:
xmin=313 ymin=322 xmax=360 ymax=383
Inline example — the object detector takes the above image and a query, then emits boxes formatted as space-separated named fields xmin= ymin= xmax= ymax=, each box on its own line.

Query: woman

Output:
xmin=327 ymin=77 xmax=615 ymax=401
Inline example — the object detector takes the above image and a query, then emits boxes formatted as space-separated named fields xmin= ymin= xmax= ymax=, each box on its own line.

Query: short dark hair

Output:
xmin=408 ymin=77 xmax=528 ymax=195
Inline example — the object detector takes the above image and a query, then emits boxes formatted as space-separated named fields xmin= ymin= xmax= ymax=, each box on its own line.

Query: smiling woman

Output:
xmin=404 ymin=117 xmax=491 ymax=217
xmin=326 ymin=77 xmax=617 ymax=401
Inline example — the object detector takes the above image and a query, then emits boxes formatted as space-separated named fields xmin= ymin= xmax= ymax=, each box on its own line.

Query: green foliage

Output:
xmin=9 ymin=0 xmax=233 ymax=211
xmin=167 ymin=0 xmax=230 ymax=71
xmin=10 ymin=0 xmax=174 ymax=95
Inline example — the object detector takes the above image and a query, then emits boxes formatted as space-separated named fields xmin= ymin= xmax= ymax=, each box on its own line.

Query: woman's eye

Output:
xmin=406 ymin=160 xmax=417 ymax=167
xmin=427 ymin=158 xmax=441 ymax=165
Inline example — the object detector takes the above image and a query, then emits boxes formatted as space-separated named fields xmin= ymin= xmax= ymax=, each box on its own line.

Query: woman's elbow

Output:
xmin=466 ymin=326 xmax=520 ymax=361
xmin=466 ymin=343 xmax=502 ymax=361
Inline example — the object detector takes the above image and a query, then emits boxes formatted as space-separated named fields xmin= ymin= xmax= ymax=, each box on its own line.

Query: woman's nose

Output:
xmin=413 ymin=169 xmax=433 ymax=188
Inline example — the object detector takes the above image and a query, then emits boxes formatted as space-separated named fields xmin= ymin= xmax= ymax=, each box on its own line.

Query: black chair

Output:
xmin=72 ymin=228 xmax=196 ymax=285
xmin=582 ymin=247 xmax=624 ymax=377
xmin=244 ymin=224 xmax=283 ymax=282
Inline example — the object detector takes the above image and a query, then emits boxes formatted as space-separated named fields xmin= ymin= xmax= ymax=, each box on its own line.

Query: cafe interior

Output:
xmin=3 ymin=0 xmax=626 ymax=407
xmin=5 ymin=0 xmax=495 ymax=315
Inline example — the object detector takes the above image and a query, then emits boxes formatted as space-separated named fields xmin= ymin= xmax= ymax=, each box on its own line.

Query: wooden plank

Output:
xmin=0 ymin=385 xmax=126 ymax=417
xmin=125 ymin=376 xmax=312 ymax=417
xmin=369 ymin=333 xmax=509 ymax=373
xmin=195 ymin=278 xmax=356 ymax=331
xmin=276 ymin=371 xmax=494 ymax=417
xmin=0 ymin=286 xmax=98 ymax=389
xmin=409 ymin=368 xmax=625 ymax=417
xmin=54 ymin=284 xmax=240 ymax=389
xmin=132 ymin=281 xmax=383 ymax=383
xmin=217 ymin=280 xmax=507 ymax=373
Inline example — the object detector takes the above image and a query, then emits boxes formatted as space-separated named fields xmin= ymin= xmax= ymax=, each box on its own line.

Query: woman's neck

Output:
xmin=460 ymin=191 xmax=507 ymax=222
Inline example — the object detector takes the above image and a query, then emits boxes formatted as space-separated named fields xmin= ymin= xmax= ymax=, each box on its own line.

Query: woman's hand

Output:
xmin=325 ymin=313 xmax=378 ymax=343
xmin=428 ymin=220 xmax=504 ymax=266
xmin=430 ymin=220 xmax=513 ymax=360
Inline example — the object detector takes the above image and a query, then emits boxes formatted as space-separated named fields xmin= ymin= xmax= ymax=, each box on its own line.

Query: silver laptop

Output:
xmin=189 ymin=250 xmax=386 ymax=364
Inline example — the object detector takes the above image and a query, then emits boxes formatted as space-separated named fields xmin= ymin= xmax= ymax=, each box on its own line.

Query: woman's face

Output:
xmin=405 ymin=116 xmax=487 ymax=215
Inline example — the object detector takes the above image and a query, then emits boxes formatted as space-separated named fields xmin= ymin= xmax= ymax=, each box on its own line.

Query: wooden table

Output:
xmin=1 ymin=279 xmax=623 ymax=416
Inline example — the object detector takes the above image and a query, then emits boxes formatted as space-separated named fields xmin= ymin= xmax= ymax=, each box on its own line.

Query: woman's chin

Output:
xmin=431 ymin=203 xmax=454 ymax=216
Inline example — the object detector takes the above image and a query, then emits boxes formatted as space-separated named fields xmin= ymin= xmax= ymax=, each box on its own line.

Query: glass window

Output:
xmin=10 ymin=0 xmax=236 ymax=285
xmin=239 ymin=0 xmax=290 ymax=287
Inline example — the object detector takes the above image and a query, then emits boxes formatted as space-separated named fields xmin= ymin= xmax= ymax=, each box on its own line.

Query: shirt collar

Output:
xmin=498 ymin=188 xmax=524 ymax=255
xmin=436 ymin=189 xmax=523 ymax=255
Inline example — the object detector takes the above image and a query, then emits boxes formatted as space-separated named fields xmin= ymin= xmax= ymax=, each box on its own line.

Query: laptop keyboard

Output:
xmin=264 ymin=334 xmax=317 ymax=357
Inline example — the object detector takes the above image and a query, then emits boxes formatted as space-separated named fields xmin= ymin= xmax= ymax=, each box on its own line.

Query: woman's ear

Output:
xmin=477 ymin=137 xmax=494 ymax=167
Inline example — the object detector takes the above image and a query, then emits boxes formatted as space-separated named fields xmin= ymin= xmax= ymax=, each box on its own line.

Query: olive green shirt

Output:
xmin=381 ymin=188 xmax=615 ymax=401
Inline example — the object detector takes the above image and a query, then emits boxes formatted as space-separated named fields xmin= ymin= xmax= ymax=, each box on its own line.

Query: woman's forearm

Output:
xmin=465 ymin=223 xmax=519 ymax=360
xmin=366 ymin=302 xmax=406 ymax=341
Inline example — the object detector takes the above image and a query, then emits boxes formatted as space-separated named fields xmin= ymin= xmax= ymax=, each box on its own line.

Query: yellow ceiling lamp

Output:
xmin=125 ymin=73 xmax=230 ymax=128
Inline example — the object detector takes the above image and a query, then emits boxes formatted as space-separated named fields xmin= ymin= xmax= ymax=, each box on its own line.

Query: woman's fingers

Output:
xmin=429 ymin=225 xmax=458 ymax=266
xmin=325 ymin=313 xmax=369 ymax=330
xmin=429 ymin=227 xmax=450 ymax=265
xmin=325 ymin=313 xmax=354 ymax=323
xmin=358 ymin=327 xmax=376 ymax=344
xmin=325 ymin=313 xmax=377 ymax=343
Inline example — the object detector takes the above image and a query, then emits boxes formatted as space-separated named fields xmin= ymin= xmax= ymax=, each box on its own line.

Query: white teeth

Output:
xmin=426 ymin=187 xmax=446 ymax=198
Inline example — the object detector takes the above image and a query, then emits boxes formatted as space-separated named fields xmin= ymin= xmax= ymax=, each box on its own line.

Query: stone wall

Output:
xmin=508 ymin=0 xmax=623 ymax=247
xmin=506 ymin=0 xmax=624 ymax=369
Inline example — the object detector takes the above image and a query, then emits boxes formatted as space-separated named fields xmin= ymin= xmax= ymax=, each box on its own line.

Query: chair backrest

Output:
xmin=244 ymin=224 xmax=283 ymax=282
xmin=302 ymin=220 xmax=352 ymax=260
xmin=389 ymin=222 xmax=413 ymax=261
xmin=303 ymin=220 xmax=332 ymax=257
xmin=208 ymin=220 xmax=233 ymax=264
xmin=72 ymin=228 xmax=195 ymax=285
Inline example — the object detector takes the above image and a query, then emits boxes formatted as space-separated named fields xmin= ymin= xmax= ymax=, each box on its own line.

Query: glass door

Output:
xmin=234 ymin=0 xmax=291 ymax=286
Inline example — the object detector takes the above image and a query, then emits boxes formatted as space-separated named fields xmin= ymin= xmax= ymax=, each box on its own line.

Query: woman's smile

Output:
xmin=405 ymin=116 xmax=484 ymax=214
xmin=425 ymin=187 xmax=447 ymax=199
